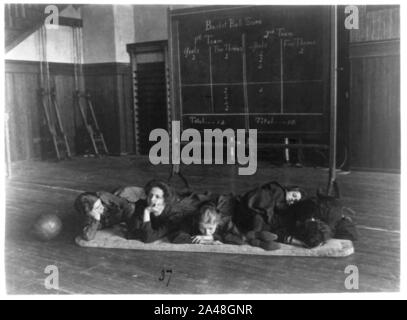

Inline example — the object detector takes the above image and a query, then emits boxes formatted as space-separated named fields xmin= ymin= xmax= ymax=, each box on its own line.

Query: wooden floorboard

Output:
xmin=5 ymin=156 xmax=400 ymax=294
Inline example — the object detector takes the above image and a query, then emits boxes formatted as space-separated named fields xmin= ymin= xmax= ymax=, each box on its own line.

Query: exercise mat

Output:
xmin=75 ymin=225 xmax=354 ymax=257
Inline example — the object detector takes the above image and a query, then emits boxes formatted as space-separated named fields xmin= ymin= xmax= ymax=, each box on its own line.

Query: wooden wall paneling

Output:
xmin=10 ymin=73 xmax=34 ymax=161
xmin=54 ymin=74 xmax=77 ymax=154
xmin=346 ymin=5 xmax=400 ymax=171
xmin=25 ymin=72 xmax=42 ymax=159
xmin=5 ymin=61 xmax=78 ymax=160
xmin=70 ymin=73 xmax=87 ymax=155
xmin=116 ymin=73 xmax=126 ymax=155
xmin=84 ymin=73 xmax=119 ymax=154
xmin=100 ymin=73 xmax=119 ymax=155
xmin=350 ymin=40 xmax=400 ymax=59
xmin=6 ymin=61 xmax=134 ymax=159
xmin=349 ymin=58 xmax=364 ymax=169
xmin=349 ymin=53 xmax=400 ymax=171
xmin=375 ymin=55 xmax=400 ymax=169
xmin=5 ymin=73 xmax=18 ymax=161
xmin=350 ymin=6 xmax=400 ymax=43
xmin=361 ymin=58 xmax=373 ymax=168
xmin=336 ymin=6 xmax=351 ymax=170
xmin=367 ymin=58 xmax=383 ymax=169
xmin=388 ymin=56 xmax=401 ymax=168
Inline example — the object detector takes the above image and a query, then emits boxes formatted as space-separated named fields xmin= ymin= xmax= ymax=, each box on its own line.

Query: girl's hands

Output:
xmin=143 ymin=203 xmax=166 ymax=222
xmin=143 ymin=207 xmax=152 ymax=222
xmin=191 ymin=235 xmax=218 ymax=244
xmin=150 ymin=203 xmax=165 ymax=216
xmin=89 ymin=211 xmax=101 ymax=221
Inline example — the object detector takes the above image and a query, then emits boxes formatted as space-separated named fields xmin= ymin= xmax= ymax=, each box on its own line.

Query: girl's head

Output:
xmin=197 ymin=203 xmax=221 ymax=236
xmin=74 ymin=192 xmax=104 ymax=220
xmin=145 ymin=180 xmax=174 ymax=210
xmin=285 ymin=186 xmax=306 ymax=205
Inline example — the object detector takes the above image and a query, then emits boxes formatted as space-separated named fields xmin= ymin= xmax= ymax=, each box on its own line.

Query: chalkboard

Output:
xmin=169 ymin=5 xmax=332 ymax=137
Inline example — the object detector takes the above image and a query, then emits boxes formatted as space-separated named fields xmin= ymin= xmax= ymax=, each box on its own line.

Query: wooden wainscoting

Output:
xmin=5 ymin=60 xmax=134 ymax=161
xmin=349 ymin=40 xmax=400 ymax=171
xmin=5 ymin=60 xmax=79 ymax=161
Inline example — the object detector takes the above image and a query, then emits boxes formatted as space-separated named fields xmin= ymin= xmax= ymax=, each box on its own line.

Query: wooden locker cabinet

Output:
xmin=127 ymin=41 xmax=172 ymax=155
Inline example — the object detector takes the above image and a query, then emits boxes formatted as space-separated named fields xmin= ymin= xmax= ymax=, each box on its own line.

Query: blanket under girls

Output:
xmin=75 ymin=225 xmax=354 ymax=257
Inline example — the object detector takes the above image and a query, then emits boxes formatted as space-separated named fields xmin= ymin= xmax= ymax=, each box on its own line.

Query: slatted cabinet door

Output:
xmin=127 ymin=41 xmax=171 ymax=155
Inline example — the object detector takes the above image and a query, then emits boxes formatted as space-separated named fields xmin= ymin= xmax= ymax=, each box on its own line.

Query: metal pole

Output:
xmin=328 ymin=5 xmax=338 ymax=195
xmin=167 ymin=8 xmax=179 ymax=177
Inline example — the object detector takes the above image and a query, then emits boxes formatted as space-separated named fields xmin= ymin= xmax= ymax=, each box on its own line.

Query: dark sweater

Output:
xmin=80 ymin=192 xmax=135 ymax=241
xmin=273 ymin=195 xmax=358 ymax=244
xmin=170 ymin=193 xmax=244 ymax=245
xmin=127 ymin=199 xmax=178 ymax=243
xmin=126 ymin=189 xmax=218 ymax=243
xmin=235 ymin=181 xmax=289 ymax=233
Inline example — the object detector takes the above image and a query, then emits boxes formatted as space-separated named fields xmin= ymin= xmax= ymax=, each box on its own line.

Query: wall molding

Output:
xmin=5 ymin=60 xmax=130 ymax=76
xmin=5 ymin=60 xmax=76 ymax=75
xmin=83 ymin=63 xmax=131 ymax=76
xmin=350 ymin=39 xmax=400 ymax=59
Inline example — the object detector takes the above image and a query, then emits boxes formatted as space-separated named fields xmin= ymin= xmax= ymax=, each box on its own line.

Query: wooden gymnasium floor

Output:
xmin=5 ymin=156 xmax=400 ymax=294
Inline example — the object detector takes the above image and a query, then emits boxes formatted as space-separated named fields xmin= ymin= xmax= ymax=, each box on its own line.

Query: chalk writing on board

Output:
xmin=284 ymin=38 xmax=317 ymax=48
xmin=174 ymin=5 xmax=328 ymax=136
xmin=194 ymin=34 xmax=223 ymax=46
xmin=258 ymin=51 xmax=264 ymax=69
xmin=264 ymin=28 xmax=294 ymax=39
xmin=205 ymin=17 xmax=262 ymax=32
xmin=206 ymin=35 xmax=223 ymax=45
xmin=248 ymin=41 xmax=268 ymax=52
xmin=213 ymin=43 xmax=243 ymax=53
xmin=254 ymin=117 xmax=297 ymax=126
xmin=184 ymin=47 xmax=200 ymax=59
xmin=184 ymin=26 xmax=317 ymax=62
xmin=224 ymin=87 xmax=230 ymax=112
xmin=189 ymin=116 xmax=226 ymax=126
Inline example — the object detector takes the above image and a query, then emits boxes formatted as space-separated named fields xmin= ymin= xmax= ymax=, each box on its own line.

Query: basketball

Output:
xmin=32 ymin=214 xmax=62 ymax=241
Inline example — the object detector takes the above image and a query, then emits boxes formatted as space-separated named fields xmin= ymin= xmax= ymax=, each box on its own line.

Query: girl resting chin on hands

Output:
xmin=127 ymin=180 xmax=178 ymax=243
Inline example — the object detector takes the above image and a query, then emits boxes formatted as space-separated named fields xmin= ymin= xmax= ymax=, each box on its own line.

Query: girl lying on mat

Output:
xmin=170 ymin=201 xmax=281 ymax=251
xmin=124 ymin=179 xmax=212 ymax=243
xmin=234 ymin=181 xmax=304 ymax=247
xmin=233 ymin=181 xmax=358 ymax=248
xmin=275 ymin=191 xmax=359 ymax=248
xmin=126 ymin=180 xmax=181 ymax=243
xmin=170 ymin=201 xmax=243 ymax=245
xmin=234 ymin=181 xmax=305 ymax=233
xmin=74 ymin=191 xmax=135 ymax=241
